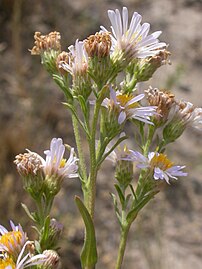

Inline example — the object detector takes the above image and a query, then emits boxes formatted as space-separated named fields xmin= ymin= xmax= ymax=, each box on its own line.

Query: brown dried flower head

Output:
xmin=56 ymin=51 xmax=69 ymax=74
xmin=30 ymin=31 xmax=61 ymax=55
xmin=147 ymin=49 xmax=171 ymax=67
xmin=84 ymin=32 xmax=112 ymax=58
xmin=145 ymin=86 xmax=175 ymax=123
xmin=14 ymin=150 xmax=43 ymax=176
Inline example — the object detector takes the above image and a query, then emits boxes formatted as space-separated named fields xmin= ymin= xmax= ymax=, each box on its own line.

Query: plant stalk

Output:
xmin=115 ymin=225 xmax=130 ymax=269
xmin=72 ymin=113 xmax=87 ymax=182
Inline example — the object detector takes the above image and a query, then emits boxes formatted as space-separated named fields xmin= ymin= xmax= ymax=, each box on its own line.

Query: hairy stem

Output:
xmin=115 ymin=225 xmax=130 ymax=269
xmin=86 ymin=100 xmax=101 ymax=219
xmin=72 ymin=114 xmax=87 ymax=182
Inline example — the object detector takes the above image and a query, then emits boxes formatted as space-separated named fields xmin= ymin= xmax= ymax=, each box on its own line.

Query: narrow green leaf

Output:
xmin=110 ymin=193 xmax=121 ymax=225
xmin=21 ymin=203 xmax=36 ymax=222
xmin=75 ymin=196 xmax=98 ymax=268
xmin=114 ymin=184 xmax=125 ymax=207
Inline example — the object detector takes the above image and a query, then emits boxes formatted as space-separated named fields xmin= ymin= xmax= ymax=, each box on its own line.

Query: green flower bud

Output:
xmin=115 ymin=160 xmax=133 ymax=190
xmin=163 ymin=120 xmax=185 ymax=143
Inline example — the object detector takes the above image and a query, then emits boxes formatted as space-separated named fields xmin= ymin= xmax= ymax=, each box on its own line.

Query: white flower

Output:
xmin=132 ymin=151 xmax=187 ymax=184
xmin=102 ymin=87 xmax=157 ymax=124
xmin=100 ymin=7 xmax=166 ymax=60
xmin=43 ymin=138 xmax=79 ymax=179
xmin=59 ymin=39 xmax=88 ymax=76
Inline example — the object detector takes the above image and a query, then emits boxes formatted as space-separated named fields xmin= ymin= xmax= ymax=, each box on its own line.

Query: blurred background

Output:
xmin=0 ymin=0 xmax=202 ymax=268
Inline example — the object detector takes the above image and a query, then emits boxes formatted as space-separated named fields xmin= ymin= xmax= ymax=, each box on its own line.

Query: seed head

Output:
xmin=30 ymin=31 xmax=61 ymax=55
xmin=84 ymin=32 xmax=111 ymax=58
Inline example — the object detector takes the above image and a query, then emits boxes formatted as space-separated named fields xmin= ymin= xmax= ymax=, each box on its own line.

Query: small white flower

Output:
xmin=101 ymin=7 xmax=166 ymax=60
xmin=43 ymin=138 xmax=79 ymax=179
xmin=60 ymin=39 xmax=88 ymax=76
xmin=133 ymin=151 xmax=187 ymax=184
xmin=102 ymin=87 xmax=157 ymax=124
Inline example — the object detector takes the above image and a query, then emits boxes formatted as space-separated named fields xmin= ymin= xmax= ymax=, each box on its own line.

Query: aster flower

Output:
xmin=59 ymin=39 xmax=88 ymax=77
xmin=0 ymin=221 xmax=27 ymax=259
xmin=100 ymin=7 xmax=166 ymax=61
xmin=102 ymin=87 xmax=157 ymax=125
xmin=106 ymin=134 xmax=136 ymax=164
xmin=43 ymin=138 xmax=79 ymax=179
xmin=105 ymin=134 xmax=136 ymax=188
xmin=0 ymin=241 xmax=47 ymax=269
xmin=133 ymin=151 xmax=187 ymax=184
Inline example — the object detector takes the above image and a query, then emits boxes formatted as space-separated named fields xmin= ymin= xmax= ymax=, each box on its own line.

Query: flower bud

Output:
xmin=115 ymin=160 xmax=133 ymax=190
xmin=42 ymin=250 xmax=60 ymax=269
xmin=47 ymin=219 xmax=63 ymax=249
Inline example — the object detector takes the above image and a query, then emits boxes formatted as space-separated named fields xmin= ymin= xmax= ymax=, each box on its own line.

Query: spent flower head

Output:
xmin=30 ymin=31 xmax=61 ymax=55
xmin=14 ymin=150 xmax=45 ymax=198
xmin=84 ymin=32 xmax=112 ymax=58
xmin=133 ymin=151 xmax=187 ymax=184
xmin=145 ymin=86 xmax=175 ymax=126
xmin=163 ymin=100 xmax=202 ymax=143
xmin=101 ymin=7 xmax=166 ymax=66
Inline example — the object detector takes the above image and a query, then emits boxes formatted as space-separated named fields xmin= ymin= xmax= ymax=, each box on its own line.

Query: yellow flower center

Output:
xmin=0 ymin=257 xmax=15 ymax=269
xmin=59 ymin=158 xmax=66 ymax=168
xmin=0 ymin=231 xmax=22 ymax=250
xmin=116 ymin=94 xmax=139 ymax=109
xmin=150 ymin=153 xmax=173 ymax=170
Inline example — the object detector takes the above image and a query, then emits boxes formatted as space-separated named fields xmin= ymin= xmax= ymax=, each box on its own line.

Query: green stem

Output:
xmin=86 ymin=100 xmax=101 ymax=219
xmin=72 ymin=114 xmax=87 ymax=182
xmin=143 ymin=125 xmax=156 ymax=156
xmin=115 ymin=225 xmax=130 ymax=269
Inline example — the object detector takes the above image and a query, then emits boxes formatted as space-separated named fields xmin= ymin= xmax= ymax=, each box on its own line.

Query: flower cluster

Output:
xmin=12 ymin=6 xmax=202 ymax=269
xmin=14 ymin=138 xmax=79 ymax=197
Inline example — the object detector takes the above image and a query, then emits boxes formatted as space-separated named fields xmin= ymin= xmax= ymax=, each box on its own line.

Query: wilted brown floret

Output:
xmin=30 ymin=31 xmax=61 ymax=55
xmin=145 ymin=86 xmax=175 ymax=122
xmin=84 ymin=32 xmax=111 ymax=58
xmin=14 ymin=151 xmax=43 ymax=176
xmin=56 ymin=51 xmax=69 ymax=74
xmin=147 ymin=49 xmax=171 ymax=67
